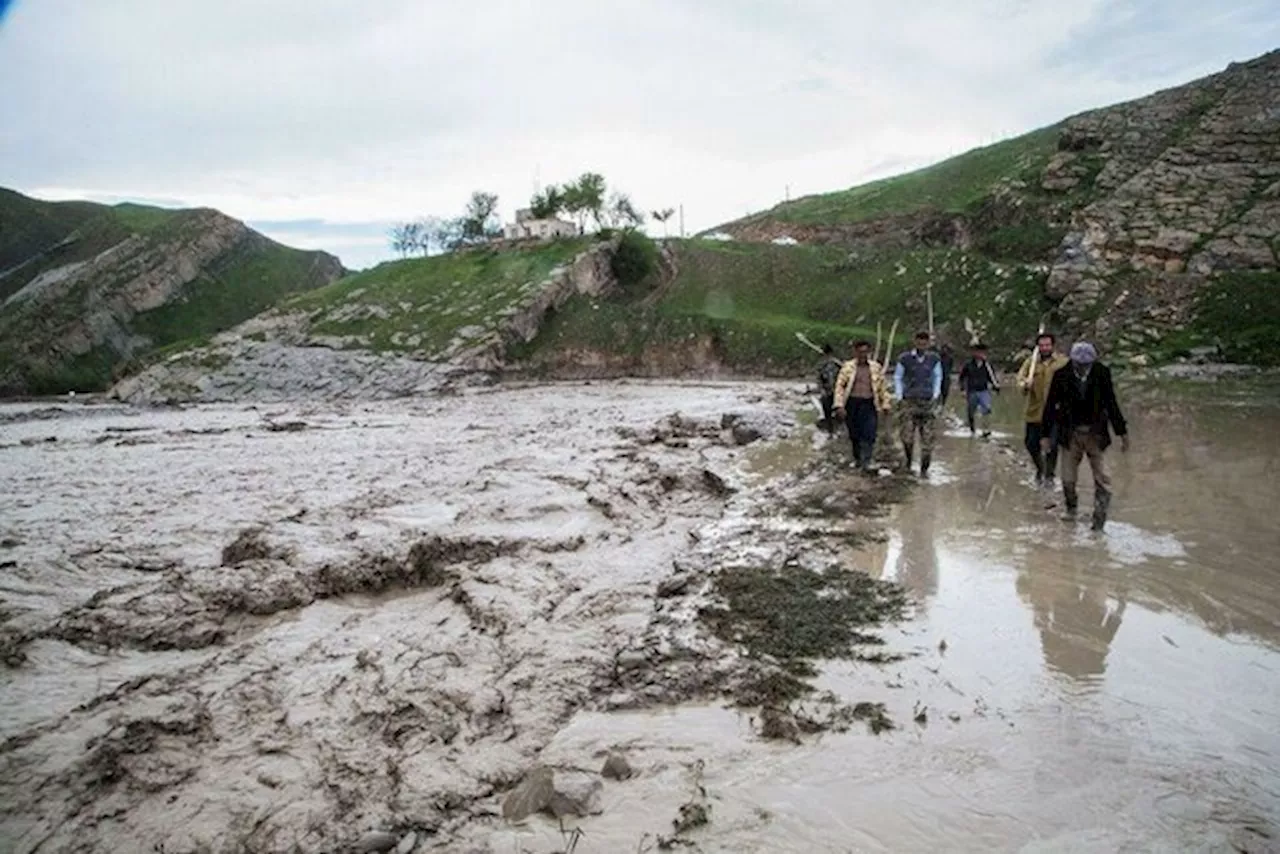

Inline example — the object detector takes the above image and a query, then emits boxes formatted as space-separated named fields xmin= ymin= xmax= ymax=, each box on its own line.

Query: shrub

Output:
xmin=611 ymin=229 xmax=659 ymax=290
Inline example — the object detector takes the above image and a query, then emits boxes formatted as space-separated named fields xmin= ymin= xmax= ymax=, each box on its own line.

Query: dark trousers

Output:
xmin=845 ymin=397 xmax=878 ymax=468
xmin=820 ymin=393 xmax=836 ymax=433
xmin=1024 ymin=421 xmax=1059 ymax=480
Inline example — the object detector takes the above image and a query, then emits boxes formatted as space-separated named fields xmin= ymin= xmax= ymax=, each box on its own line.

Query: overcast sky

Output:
xmin=2 ymin=0 xmax=1277 ymax=269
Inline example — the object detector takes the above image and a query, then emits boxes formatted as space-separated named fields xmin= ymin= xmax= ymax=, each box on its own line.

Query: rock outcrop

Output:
xmin=112 ymin=242 xmax=620 ymax=404
xmin=1043 ymin=51 xmax=1279 ymax=351
xmin=0 ymin=190 xmax=343 ymax=396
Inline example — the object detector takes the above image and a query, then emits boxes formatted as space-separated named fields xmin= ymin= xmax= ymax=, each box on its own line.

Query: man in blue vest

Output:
xmin=894 ymin=330 xmax=943 ymax=476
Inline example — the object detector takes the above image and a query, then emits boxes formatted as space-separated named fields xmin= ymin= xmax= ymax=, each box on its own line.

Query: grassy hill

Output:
xmin=0 ymin=188 xmax=343 ymax=395
xmin=281 ymin=238 xmax=591 ymax=356
xmin=514 ymin=237 xmax=1047 ymax=376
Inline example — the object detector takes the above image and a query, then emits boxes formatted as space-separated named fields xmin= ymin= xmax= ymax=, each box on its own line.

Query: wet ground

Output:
xmin=468 ymin=383 xmax=1280 ymax=853
xmin=2 ymin=379 xmax=1279 ymax=852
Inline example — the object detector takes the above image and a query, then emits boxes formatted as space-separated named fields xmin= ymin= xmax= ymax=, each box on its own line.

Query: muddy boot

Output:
xmin=858 ymin=443 xmax=876 ymax=474
xmin=1091 ymin=489 xmax=1112 ymax=532
xmin=902 ymin=444 xmax=914 ymax=472
xmin=920 ymin=453 xmax=931 ymax=478
xmin=1061 ymin=484 xmax=1079 ymax=520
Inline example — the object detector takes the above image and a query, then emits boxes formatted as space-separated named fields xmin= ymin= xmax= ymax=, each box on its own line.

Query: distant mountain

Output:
xmin=704 ymin=48 xmax=1280 ymax=366
xmin=0 ymin=188 xmax=344 ymax=395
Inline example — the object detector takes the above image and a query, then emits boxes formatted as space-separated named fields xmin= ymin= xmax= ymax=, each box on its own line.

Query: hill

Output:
xmin=702 ymin=48 xmax=1280 ymax=366
xmin=0 ymin=188 xmax=344 ymax=395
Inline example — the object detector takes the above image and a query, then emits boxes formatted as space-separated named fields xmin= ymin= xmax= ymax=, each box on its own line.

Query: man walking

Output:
xmin=894 ymin=331 xmax=943 ymax=476
xmin=958 ymin=342 xmax=999 ymax=437
xmin=1041 ymin=342 xmax=1129 ymax=531
xmin=816 ymin=343 xmax=842 ymax=435
xmin=1017 ymin=332 xmax=1070 ymax=486
xmin=939 ymin=344 xmax=955 ymax=408
xmin=834 ymin=339 xmax=893 ymax=472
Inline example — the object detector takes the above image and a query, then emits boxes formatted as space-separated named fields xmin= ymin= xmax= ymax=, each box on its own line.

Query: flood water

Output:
xmin=503 ymin=381 xmax=1280 ymax=854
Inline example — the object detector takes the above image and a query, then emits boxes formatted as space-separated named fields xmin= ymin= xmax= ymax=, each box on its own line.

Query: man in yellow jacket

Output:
xmin=834 ymin=339 xmax=894 ymax=472
xmin=1016 ymin=332 xmax=1070 ymax=485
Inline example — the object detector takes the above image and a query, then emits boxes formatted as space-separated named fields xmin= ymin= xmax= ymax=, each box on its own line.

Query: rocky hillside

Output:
xmin=111 ymin=238 xmax=621 ymax=403
xmin=710 ymin=49 xmax=1280 ymax=366
xmin=0 ymin=189 xmax=344 ymax=395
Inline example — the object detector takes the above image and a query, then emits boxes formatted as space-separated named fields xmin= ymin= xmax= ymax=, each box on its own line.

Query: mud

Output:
xmin=0 ymin=380 xmax=823 ymax=853
xmin=4 ymin=378 xmax=1279 ymax=853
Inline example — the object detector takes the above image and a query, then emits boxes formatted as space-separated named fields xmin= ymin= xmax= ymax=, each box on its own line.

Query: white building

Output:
xmin=503 ymin=208 xmax=580 ymax=241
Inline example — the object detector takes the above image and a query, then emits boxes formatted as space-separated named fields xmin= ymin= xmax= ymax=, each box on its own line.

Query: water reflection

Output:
xmin=1016 ymin=563 xmax=1127 ymax=682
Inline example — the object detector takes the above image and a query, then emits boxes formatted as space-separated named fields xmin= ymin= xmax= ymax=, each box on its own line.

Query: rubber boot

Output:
xmin=1091 ymin=488 xmax=1112 ymax=532
xmin=920 ymin=453 xmax=932 ymax=478
xmin=1061 ymin=484 xmax=1079 ymax=520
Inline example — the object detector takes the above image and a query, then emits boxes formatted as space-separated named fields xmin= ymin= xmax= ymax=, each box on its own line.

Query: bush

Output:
xmin=1195 ymin=272 xmax=1280 ymax=366
xmin=611 ymin=229 xmax=659 ymax=290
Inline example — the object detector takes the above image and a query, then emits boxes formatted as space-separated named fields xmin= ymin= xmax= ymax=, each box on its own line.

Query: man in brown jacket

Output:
xmin=1017 ymin=332 xmax=1070 ymax=486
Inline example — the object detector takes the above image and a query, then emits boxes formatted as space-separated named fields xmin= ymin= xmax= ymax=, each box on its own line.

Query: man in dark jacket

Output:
xmin=816 ymin=343 xmax=842 ymax=435
xmin=958 ymin=342 xmax=999 ymax=437
xmin=1040 ymin=342 xmax=1130 ymax=531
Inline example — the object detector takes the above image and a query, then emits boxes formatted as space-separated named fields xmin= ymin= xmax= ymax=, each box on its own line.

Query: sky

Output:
xmin=1 ymin=1 xmax=1277 ymax=270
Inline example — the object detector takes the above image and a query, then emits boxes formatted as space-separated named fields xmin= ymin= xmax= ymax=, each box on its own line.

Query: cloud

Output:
xmin=2 ymin=0 xmax=1277 ymax=268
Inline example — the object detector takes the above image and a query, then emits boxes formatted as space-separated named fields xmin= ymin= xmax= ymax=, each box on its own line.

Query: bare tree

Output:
xmin=606 ymin=192 xmax=644 ymax=229
xmin=651 ymin=207 xmax=676 ymax=238
xmin=388 ymin=222 xmax=420 ymax=258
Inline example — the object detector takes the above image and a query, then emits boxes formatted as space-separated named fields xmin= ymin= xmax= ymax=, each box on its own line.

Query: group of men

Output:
xmin=816 ymin=330 xmax=1129 ymax=530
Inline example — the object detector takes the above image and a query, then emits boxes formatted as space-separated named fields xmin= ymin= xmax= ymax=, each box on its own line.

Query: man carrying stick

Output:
xmin=1016 ymin=332 xmax=1070 ymax=486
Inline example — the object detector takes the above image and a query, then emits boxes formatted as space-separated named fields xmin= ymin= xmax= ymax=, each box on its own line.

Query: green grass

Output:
xmin=0 ymin=190 xmax=340 ymax=396
xmin=130 ymin=229 xmax=331 ymax=344
xmin=517 ymin=239 xmax=1050 ymax=375
xmin=1193 ymin=271 xmax=1280 ymax=366
xmin=754 ymin=126 xmax=1060 ymax=226
xmin=286 ymin=238 xmax=590 ymax=354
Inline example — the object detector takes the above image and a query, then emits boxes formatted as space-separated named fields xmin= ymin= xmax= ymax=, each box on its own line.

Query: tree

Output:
xmin=413 ymin=216 xmax=443 ymax=255
xmin=606 ymin=192 xmax=644 ymax=229
xmin=460 ymin=191 xmax=500 ymax=244
xmin=529 ymin=185 xmax=564 ymax=219
xmin=573 ymin=172 xmax=607 ymax=230
xmin=651 ymin=207 xmax=676 ymax=238
xmin=389 ymin=222 xmax=421 ymax=258
xmin=432 ymin=217 xmax=464 ymax=253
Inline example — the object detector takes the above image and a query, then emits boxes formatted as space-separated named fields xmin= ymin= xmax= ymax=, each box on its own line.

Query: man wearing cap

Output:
xmin=1040 ymin=342 xmax=1130 ymax=531
xmin=893 ymin=330 xmax=943 ymax=476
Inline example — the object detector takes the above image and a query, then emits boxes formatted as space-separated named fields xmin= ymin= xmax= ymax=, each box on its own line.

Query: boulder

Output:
xmin=601 ymin=752 xmax=634 ymax=781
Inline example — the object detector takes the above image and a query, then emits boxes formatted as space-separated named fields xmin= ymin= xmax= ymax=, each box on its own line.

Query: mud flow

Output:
xmin=2 ymin=379 xmax=1279 ymax=853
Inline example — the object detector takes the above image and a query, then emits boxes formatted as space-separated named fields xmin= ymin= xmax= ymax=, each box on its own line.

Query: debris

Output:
xmin=657 ymin=574 xmax=692 ymax=598
xmin=914 ymin=702 xmax=928 ymax=725
xmin=220 ymin=527 xmax=275 ymax=565
xmin=356 ymin=830 xmax=400 ymax=852
xmin=700 ymin=468 xmax=735 ymax=497
xmin=502 ymin=766 xmax=555 ymax=822
xmin=264 ymin=420 xmax=309 ymax=432
xmin=673 ymin=801 xmax=710 ymax=834
xmin=601 ymin=752 xmax=633 ymax=781
xmin=938 ymin=638 xmax=948 ymax=654
xmin=549 ymin=770 xmax=603 ymax=818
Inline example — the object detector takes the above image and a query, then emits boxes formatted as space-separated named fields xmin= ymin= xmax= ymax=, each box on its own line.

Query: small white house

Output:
xmin=503 ymin=208 xmax=579 ymax=241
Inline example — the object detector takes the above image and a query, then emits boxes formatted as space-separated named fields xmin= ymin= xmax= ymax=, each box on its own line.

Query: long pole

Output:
xmin=882 ymin=319 xmax=899 ymax=368
xmin=926 ymin=282 xmax=935 ymax=339
xmin=679 ymin=205 xmax=685 ymax=238
xmin=874 ymin=320 xmax=883 ymax=359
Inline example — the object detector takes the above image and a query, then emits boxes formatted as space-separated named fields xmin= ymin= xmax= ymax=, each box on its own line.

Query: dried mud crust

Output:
xmin=0 ymin=384 xmax=829 ymax=854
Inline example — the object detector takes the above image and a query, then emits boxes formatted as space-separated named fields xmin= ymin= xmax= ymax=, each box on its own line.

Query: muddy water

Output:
xmin=485 ymin=383 xmax=1280 ymax=853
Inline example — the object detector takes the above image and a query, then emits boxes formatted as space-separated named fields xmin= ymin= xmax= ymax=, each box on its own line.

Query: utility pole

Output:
xmin=785 ymin=184 xmax=790 ymax=203
xmin=679 ymin=204 xmax=685 ymax=238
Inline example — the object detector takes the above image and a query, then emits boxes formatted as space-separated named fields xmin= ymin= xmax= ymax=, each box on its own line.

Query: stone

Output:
xmin=601 ymin=752 xmax=634 ymax=780
xmin=502 ymin=766 xmax=555 ymax=822
xmin=396 ymin=831 xmax=418 ymax=854
xmin=1128 ymin=354 xmax=1151 ymax=367
xmin=731 ymin=422 xmax=764 ymax=445
xmin=357 ymin=831 xmax=400 ymax=852
xmin=548 ymin=770 xmax=604 ymax=818
xmin=657 ymin=574 xmax=692 ymax=598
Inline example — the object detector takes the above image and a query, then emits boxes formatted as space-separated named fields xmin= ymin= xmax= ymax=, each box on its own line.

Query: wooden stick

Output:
xmin=875 ymin=320 xmax=883 ymax=358
xmin=882 ymin=319 xmax=899 ymax=367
